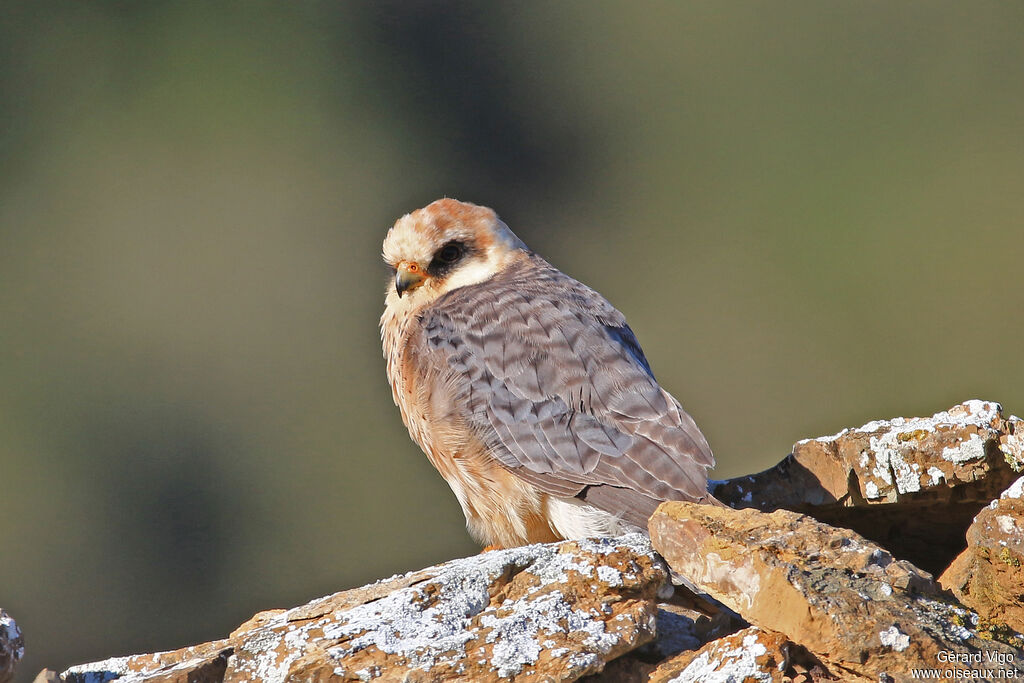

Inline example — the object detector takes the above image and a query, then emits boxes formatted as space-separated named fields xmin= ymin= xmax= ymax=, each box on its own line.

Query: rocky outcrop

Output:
xmin=63 ymin=536 xmax=667 ymax=682
xmin=0 ymin=610 xmax=24 ymax=683
xmin=30 ymin=400 xmax=1024 ymax=682
xmin=650 ymin=500 xmax=1024 ymax=680
xmin=940 ymin=477 xmax=1024 ymax=632
xmin=712 ymin=400 xmax=1024 ymax=574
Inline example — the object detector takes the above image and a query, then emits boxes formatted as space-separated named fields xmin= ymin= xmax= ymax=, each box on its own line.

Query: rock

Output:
xmin=62 ymin=643 xmax=233 ymax=683
xmin=646 ymin=627 xmax=818 ymax=683
xmin=0 ymin=610 xmax=24 ymax=683
xmin=585 ymin=625 xmax=799 ymax=683
xmin=712 ymin=400 xmax=1023 ymax=574
xmin=1003 ymin=422 xmax=1024 ymax=472
xmin=649 ymin=501 xmax=1024 ymax=680
xmin=63 ymin=535 xmax=667 ymax=683
xmin=583 ymin=602 xmax=744 ymax=682
xmin=940 ymin=476 xmax=1024 ymax=632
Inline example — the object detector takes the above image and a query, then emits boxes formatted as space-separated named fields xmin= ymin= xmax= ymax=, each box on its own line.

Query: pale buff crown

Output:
xmin=381 ymin=199 xmax=528 ymax=313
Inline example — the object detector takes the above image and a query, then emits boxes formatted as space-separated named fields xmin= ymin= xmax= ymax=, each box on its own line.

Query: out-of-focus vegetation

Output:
xmin=1 ymin=1 xmax=1022 ymax=676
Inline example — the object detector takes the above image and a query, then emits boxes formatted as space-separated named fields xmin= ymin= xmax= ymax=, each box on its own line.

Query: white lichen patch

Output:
xmin=668 ymin=631 xmax=774 ymax=683
xmin=576 ymin=533 xmax=654 ymax=557
xmin=899 ymin=463 xmax=922 ymax=493
xmin=942 ymin=433 xmax=987 ymax=464
xmin=995 ymin=515 xmax=1020 ymax=536
xmin=879 ymin=625 xmax=911 ymax=652
xmin=479 ymin=589 xmax=618 ymax=677
xmin=322 ymin=547 xmax=531 ymax=671
xmin=803 ymin=400 xmax=1002 ymax=445
xmin=1001 ymin=477 xmax=1024 ymax=500
xmin=927 ymin=466 xmax=945 ymax=485
xmin=597 ymin=565 xmax=624 ymax=586
xmin=231 ymin=620 xmax=307 ymax=683
xmin=865 ymin=431 xmax=924 ymax=495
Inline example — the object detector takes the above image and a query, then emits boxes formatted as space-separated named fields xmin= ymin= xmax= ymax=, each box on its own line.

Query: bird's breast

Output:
xmin=381 ymin=306 xmax=429 ymax=450
xmin=381 ymin=298 xmax=559 ymax=548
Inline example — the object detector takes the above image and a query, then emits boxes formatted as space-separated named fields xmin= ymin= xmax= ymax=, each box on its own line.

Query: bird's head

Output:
xmin=382 ymin=199 xmax=528 ymax=307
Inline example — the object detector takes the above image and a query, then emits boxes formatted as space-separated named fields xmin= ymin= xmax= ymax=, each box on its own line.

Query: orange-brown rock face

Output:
xmin=649 ymin=501 xmax=1024 ymax=681
xmin=940 ymin=477 xmax=1024 ymax=632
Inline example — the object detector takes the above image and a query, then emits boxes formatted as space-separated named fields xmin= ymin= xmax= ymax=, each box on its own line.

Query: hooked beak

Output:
xmin=395 ymin=262 xmax=426 ymax=297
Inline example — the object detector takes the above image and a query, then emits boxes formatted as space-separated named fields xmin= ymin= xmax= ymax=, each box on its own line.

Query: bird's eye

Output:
xmin=437 ymin=243 xmax=463 ymax=263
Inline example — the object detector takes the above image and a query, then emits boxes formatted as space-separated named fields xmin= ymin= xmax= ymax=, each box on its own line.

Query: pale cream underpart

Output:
xmin=545 ymin=497 xmax=639 ymax=539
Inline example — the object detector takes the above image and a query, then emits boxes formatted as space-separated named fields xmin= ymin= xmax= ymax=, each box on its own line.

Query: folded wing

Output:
xmin=410 ymin=256 xmax=714 ymax=526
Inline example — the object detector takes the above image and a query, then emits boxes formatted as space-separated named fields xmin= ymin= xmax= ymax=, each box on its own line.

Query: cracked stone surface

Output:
xmin=712 ymin=400 xmax=1023 ymax=574
xmin=650 ymin=501 xmax=1024 ymax=680
xmin=62 ymin=535 xmax=667 ymax=683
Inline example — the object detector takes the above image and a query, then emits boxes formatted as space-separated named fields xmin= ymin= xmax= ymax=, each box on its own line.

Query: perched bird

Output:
xmin=380 ymin=199 xmax=715 ymax=549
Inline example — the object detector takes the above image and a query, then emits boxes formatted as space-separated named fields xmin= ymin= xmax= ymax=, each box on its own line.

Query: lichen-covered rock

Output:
xmin=63 ymin=535 xmax=667 ymax=683
xmin=712 ymin=400 xmax=1021 ymax=573
xmin=649 ymin=501 xmax=1024 ymax=680
xmin=646 ymin=627 xmax=803 ymax=683
xmin=794 ymin=400 xmax=1014 ymax=503
xmin=0 ymin=610 xmax=24 ymax=683
xmin=715 ymin=400 xmax=1019 ymax=508
xmin=63 ymin=643 xmax=233 ymax=683
xmin=940 ymin=477 xmax=1024 ymax=632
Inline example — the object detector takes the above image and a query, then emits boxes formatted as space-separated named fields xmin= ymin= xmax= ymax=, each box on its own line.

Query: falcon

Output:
xmin=380 ymin=199 xmax=715 ymax=549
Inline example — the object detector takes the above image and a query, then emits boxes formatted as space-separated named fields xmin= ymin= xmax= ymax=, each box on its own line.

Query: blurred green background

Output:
xmin=1 ymin=1 xmax=1022 ymax=677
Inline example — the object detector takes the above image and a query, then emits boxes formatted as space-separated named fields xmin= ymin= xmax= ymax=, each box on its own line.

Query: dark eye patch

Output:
xmin=427 ymin=241 xmax=470 ymax=276
xmin=437 ymin=243 xmax=462 ymax=263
